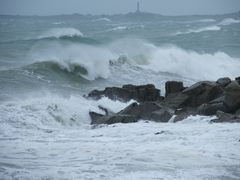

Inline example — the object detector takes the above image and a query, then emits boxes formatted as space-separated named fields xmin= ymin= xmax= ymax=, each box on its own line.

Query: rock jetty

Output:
xmin=85 ymin=77 xmax=240 ymax=125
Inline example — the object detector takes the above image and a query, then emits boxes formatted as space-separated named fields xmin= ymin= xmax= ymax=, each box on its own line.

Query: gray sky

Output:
xmin=0 ymin=0 xmax=240 ymax=16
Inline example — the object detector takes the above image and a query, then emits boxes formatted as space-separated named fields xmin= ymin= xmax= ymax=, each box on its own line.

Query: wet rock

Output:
xmin=197 ymin=97 xmax=229 ymax=115
xmin=182 ymin=81 xmax=224 ymax=107
xmin=173 ymin=107 xmax=197 ymax=122
xmin=150 ymin=109 xmax=172 ymax=122
xmin=87 ymin=84 xmax=161 ymax=102
xmin=235 ymin=77 xmax=240 ymax=85
xmin=118 ymin=102 xmax=162 ymax=120
xmin=216 ymin=77 xmax=231 ymax=87
xmin=91 ymin=114 xmax=139 ymax=125
xmin=162 ymin=92 xmax=189 ymax=109
xmin=211 ymin=110 xmax=240 ymax=123
xmin=89 ymin=111 xmax=104 ymax=124
xmin=223 ymin=81 xmax=240 ymax=112
xmin=165 ymin=81 xmax=184 ymax=96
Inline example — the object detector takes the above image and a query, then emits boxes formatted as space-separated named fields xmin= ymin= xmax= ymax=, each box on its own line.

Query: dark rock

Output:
xmin=235 ymin=109 xmax=240 ymax=117
xmin=87 ymin=84 xmax=161 ymax=103
xmin=150 ymin=109 xmax=172 ymax=122
xmin=165 ymin=81 xmax=184 ymax=96
xmin=91 ymin=114 xmax=139 ymax=125
xmin=118 ymin=102 xmax=162 ymax=119
xmin=216 ymin=77 xmax=231 ymax=87
xmin=89 ymin=112 xmax=104 ymax=124
xmin=122 ymin=84 xmax=161 ymax=102
xmin=182 ymin=81 xmax=224 ymax=107
xmin=235 ymin=77 xmax=240 ymax=85
xmin=223 ymin=81 xmax=240 ymax=112
xmin=173 ymin=107 xmax=197 ymax=122
xmin=211 ymin=110 xmax=240 ymax=123
xmin=197 ymin=100 xmax=228 ymax=116
xmin=162 ymin=92 xmax=189 ymax=109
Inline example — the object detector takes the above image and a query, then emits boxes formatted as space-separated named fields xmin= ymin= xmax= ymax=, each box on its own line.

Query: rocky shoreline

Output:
xmin=85 ymin=77 xmax=240 ymax=125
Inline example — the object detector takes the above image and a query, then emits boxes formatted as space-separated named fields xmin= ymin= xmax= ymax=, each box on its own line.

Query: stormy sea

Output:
xmin=0 ymin=12 xmax=240 ymax=179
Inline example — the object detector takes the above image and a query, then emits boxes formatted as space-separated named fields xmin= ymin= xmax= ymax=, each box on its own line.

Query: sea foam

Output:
xmin=39 ymin=28 xmax=83 ymax=39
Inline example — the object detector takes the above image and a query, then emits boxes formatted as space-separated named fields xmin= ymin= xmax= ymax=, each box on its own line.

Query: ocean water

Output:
xmin=0 ymin=13 xmax=240 ymax=179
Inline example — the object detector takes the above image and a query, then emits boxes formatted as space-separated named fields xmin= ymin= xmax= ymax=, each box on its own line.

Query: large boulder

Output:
xmin=216 ymin=77 xmax=231 ymax=87
xmin=118 ymin=102 xmax=161 ymax=119
xmin=87 ymin=84 xmax=162 ymax=102
xmin=223 ymin=81 xmax=240 ymax=112
xmin=197 ymin=97 xmax=229 ymax=115
xmin=182 ymin=81 xmax=224 ymax=107
xmin=210 ymin=110 xmax=240 ymax=123
xmin=89 ymin=111 xmax=104 ymax=124
xmin=162 ymin=92 xmax=189 ymax=109
xmin=165 ymin=81 xmax=185 ymax=96
xmin=150 ymin=109 xmax=173 ymax=122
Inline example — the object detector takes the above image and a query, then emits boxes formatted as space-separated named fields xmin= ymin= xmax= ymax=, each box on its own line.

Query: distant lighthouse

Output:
xmin=136 ymin=2 xmax=141 ymax=13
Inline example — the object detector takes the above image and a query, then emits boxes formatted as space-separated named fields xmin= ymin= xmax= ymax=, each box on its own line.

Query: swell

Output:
xmin=0 ymin=35 xmax=100 ymax=46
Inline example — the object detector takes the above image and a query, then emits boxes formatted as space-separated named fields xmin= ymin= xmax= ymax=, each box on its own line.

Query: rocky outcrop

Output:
xmin=86 ymin=77 xmax=240 ymax=125
xmin=87 ymin=84 xmax=162 ymax=102
xmin=165 ymin=81 xmax=185 ymax=96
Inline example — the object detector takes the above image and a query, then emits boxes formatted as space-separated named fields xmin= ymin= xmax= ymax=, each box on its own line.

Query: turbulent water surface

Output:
xmin=0 ymin=13 xmax=240 ymax=179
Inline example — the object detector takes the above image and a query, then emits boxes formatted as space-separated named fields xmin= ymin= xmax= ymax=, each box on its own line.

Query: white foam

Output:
xmin=0 ymin=94 xmax=134 ymax=129
xmin=140 ymin=45 xmax=240 ymax=81
xmin=93 ymin=17 xmax=112 ymax=22
xmin=52 ymin=21 xmax=65 ymax=25
xmin=108 ymin=39 xmax=240 ymax=81
xmin=30 ymin=38 xmax=240 ymax=81
xmin=30 ymin=42 xmax=117 ymax=80
xmin=111 ymin=26 xmax=127 ymax=31
xmin=39 ymin=28 xmax=83 ymax=39
xmin=218 ymin=18 xmax=240 ymax=26
xmin=198 ymin=19 xmax=216 ymax=23
xmin=175 ymin=25 xmax=221 ymax=35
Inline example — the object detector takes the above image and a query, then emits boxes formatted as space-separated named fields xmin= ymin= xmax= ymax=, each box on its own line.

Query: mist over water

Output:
xmin=0 ymin=13 xmax=240 ymax=179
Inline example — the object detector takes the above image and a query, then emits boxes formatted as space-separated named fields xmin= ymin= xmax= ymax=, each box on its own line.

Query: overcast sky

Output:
xmin=0 ymin=0 xmax=240 ymax=16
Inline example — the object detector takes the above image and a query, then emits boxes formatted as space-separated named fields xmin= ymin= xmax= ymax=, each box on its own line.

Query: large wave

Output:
xmin=39 ymin=28 xmax=83 ymax=39
xmin=28 ymin=38 xmax=240 ymax=81
xmin=29 ymin=42 xmax=116 ymax=80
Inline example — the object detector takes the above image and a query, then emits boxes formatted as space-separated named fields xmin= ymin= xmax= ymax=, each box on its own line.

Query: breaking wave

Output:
xmin=28 ymin=38 xmax=240 ymax=81
xmin=218 ymin=18 xmax=240 ymax=26
xmin=39 ymin=28 xmax=83 ymax=39
xmin=175 ymin=25 xmax=221 ymax=35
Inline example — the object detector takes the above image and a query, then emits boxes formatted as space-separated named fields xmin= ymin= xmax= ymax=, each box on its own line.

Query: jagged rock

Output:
xmin=223 ymin=81 xmax=240 ymax=112
xmin=165 ymin=81 xmax=184 ymax=96
xmin=210 ymin=110 xmax=240 ymax=123
xmin=216 ymin=77 xmax=231 ymax=87
xmin=182 ymin=81 xmax=224 ymax=107
xmin=89 ymin=111 xmax=104 ymax=124
xmin=118 ymin=102 xmax=162 ymax=119
xmin=87 ymin=84 xmax=161 ymax=102
xmin=122 ymin=84 xmax=161 ymax=102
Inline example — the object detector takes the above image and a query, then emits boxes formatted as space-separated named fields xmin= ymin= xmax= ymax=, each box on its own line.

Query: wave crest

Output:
xmin=218 ymin=18 xmax=240 ymax=26
xmin=39 ymin=28 xmax=83 ymax=39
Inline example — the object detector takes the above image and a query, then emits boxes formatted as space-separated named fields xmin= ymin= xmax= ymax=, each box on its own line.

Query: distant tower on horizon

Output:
xmin=136 ymin=1 xmax=141 ymax=13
